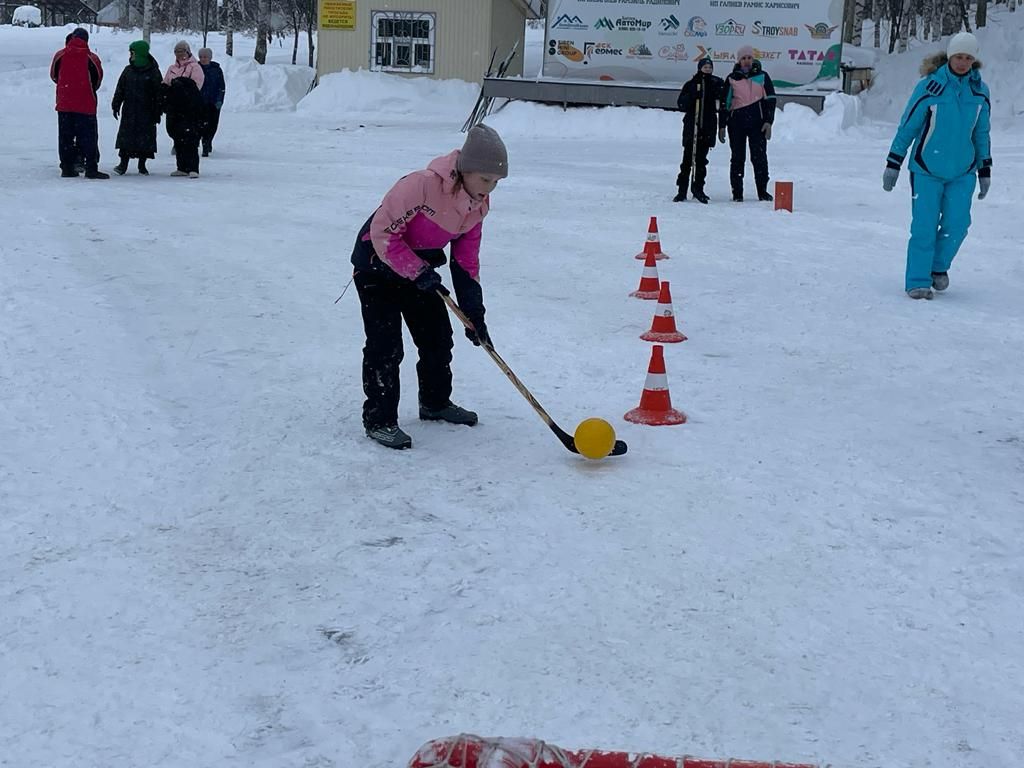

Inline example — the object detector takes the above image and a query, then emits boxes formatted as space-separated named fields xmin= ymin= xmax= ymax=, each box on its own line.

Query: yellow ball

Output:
xmin=574 ymin=418 xmax=616 ymax=460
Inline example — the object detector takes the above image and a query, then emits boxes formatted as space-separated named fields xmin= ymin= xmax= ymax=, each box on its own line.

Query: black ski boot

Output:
xmin=419 ymin=401 xmax=478 ymax=426
xmin=366 ymin=424 xmax=413 ymax=449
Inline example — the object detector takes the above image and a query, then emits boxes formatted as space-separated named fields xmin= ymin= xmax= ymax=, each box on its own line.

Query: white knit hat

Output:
xmin=947 ymin=32 xmax=979 ymax=58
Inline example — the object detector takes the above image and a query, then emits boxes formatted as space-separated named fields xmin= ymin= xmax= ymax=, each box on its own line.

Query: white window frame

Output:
xmin=370 ymin=10 xmax=436 ymax=74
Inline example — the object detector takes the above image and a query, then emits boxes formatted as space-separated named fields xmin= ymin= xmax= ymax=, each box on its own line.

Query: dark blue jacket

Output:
xmin=199 ymin=61 xmax=225 ymax=107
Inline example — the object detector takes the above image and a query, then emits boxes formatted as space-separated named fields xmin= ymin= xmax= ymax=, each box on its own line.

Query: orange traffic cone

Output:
xmin=624 ymin=345 xmax=687 ymax=425
xmin=634 ymin=216 xmax=669 ymax=260
xmin=774 ymin=180 xmax=793 ymax=212
xmin=629 ymin=250 xmax=661 ymax=299
xmin=640 ymin=281 xmax=687 ymax=343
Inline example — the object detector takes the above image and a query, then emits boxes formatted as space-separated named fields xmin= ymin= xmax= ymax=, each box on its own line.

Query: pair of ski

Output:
xmin=440 ymin=292 xmax=628 ymax=458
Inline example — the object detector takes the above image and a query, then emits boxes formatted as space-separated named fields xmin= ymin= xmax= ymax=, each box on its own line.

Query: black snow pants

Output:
xmin=58 ymin=112 xmax=99 ymax=174
xmin=354 ymin=269 xmax=454 ymax=431
xmin=727 ymin=103 xmax=770 ymax=198
xmin=677 ymin=119 xmax=716 ymax=195
xmin=201 ymin=104 xmax=221 ymax=151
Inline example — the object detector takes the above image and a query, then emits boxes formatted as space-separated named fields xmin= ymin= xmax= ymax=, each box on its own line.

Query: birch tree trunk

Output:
xmin=873 ymin=0 xmax=883 ymax=47
xmin=143 ymin=0 xmax=152 ymax=42
xmin=853 ymin=0 xmax=867 ymax=45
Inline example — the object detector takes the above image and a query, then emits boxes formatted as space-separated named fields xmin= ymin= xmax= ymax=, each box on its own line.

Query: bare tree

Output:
xmin=305 ymin=0 xmax=315 ymax=67
xmin=976 ymin=0 xmax=988 ymax=26
xmin=873 ymin=0 xmax=883 ymax=47
xmin=199 ymin=0 xmax=215 ymax=46
xmin=143 ymin=0 xmax=152 ymax=41
xmin=254 ymin=0 xmax=270 ymax=63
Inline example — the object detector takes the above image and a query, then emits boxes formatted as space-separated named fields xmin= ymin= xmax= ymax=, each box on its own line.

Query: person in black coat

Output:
xmin=721 ymin=45 xmax=777 ymax=202
xmin=674 ymin=57 xmax=727 ymax=204
xmin=111 ymin=40 xmax=162 ymax=175
xmin=162 ymin=76 xmax=205 ymax=177
xmin=197 ymin=48 xmax=225 ymax=157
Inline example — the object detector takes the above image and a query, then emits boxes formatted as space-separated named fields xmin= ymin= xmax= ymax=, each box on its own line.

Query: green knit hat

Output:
xmin=129 ymin=40 xmax=150 ymax=67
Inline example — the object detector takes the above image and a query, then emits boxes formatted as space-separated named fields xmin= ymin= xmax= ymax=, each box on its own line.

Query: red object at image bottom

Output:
xmin=408 ymin=734 xmax=822 ymax=768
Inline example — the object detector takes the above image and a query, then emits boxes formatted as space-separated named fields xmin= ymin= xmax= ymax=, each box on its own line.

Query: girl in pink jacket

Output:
xmin=350 ymin=124 xmax=509 ymax=449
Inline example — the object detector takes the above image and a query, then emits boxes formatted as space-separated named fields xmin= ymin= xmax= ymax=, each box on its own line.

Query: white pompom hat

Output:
xmin=947 ymin=32 xmax=979 ymax=58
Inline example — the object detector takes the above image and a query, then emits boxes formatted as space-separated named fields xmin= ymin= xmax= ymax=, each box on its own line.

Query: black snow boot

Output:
xmin=692 ymin=189 xmax=709 ymax=204
xmin=138 ymin=159 xmax=149 ymax=175
xmin=366 ymin=425 xmax=413 ymax=449
xmin=85 ymin=169 xmax=110 ymax=179
xmin=732 ymin=192 xmax=743 ymax=202
xmin=672 ymin=188 xmax=686 ymax=203
xmin=419 ymin=401 xmax=478 ymax=426
xmin=61 ymin=168 xmax=79 ymax=178
xmin=113 ymin=160 xmax=128 ymax=175
xmin=758 ymin=189 xmax=774 ymax=202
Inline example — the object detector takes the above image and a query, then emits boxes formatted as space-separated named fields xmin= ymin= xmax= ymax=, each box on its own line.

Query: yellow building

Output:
xmin=317 ymin=0 xmax=540 ymax=83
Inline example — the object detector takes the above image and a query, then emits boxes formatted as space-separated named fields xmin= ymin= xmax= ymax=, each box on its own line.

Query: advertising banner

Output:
xmin=544 ymin=0 xmax=844 ymax=87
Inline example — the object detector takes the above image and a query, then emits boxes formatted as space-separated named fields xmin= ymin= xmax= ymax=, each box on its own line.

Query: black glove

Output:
xmin=464 ymin=316 xmax=491 ymax=347
xmin=413 ymin=267 xmax=449 ymax=295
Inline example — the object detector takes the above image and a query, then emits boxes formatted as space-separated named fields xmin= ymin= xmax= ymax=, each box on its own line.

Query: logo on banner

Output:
xmin=788 ymin=48 xmax=839 ymax=62
xmin=695 ymin=45 xmax=736 ymax=62
xmin=658 ymin=42 xmax=688 ymax=61
xmin=594 ymin=17 xmax=615 ymax=30
xmin=548 ymin=39 xmax=584 ymax=62
xmin=684 ymin=16 xmax=707 ymax=37
xmin=551 ymin=14 xmax=587 ymax=31
xmin=584 ymin=41 xmax=625 ymax=62
xmin=752 ymin=20 xmax=799 ymax=37
xmin=628 ymin=42 xmax=654 ymax=59
xmin=660 ymin=15 xmax=681 ymax=33
xmin=715 ymin=19 xmax=746 ymax=36
xmin=804 ymin=22 xmax=839 ymax=39
xmin=615 ymin=16 xmax=652 ymax=31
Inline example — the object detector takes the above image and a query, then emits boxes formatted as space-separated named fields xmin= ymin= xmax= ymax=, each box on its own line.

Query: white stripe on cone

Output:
xmin=643 ymin=372 xmax=669 ymax=390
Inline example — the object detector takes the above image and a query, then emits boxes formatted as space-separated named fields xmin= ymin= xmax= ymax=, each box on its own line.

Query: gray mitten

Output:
xmin=882 ymin=166 xmax=899 ymax=192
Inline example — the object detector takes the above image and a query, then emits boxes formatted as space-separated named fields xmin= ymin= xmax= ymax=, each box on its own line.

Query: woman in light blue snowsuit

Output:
xmin=882 ymin=32 xmax=992 ymax=299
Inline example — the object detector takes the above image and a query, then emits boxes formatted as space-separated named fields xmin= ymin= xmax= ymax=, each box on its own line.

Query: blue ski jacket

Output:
xmin=887 ymin=57 xmax=992 ymax=181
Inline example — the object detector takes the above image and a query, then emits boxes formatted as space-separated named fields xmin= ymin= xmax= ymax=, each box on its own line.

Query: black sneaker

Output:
xmin=419 ymin=402 xmax=478 ymax=426
xmin=85 ymin=169 xmax=110 ymax=180
xmin=366 ymin=425 xmax=413 ymax=449
xmin=692 ymin=190 xmax=709 ymax=204
xmin=758 ymin=190 xmax=774 ymax=202
xmin=931 ymin=271 xmax=949 ymax=291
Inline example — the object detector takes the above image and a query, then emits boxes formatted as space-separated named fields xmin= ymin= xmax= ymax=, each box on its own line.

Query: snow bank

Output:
xmin=860 ymin=7 xmax=1024 ymax=123
xmin=219 ymin=56 xmax=313 ymax=112
xmin=298 ymin=69 xmax=479 ymax=123
xmin=486 ymin=90 xmax=865 ymax=145
xmin=0 ymin=25 xmax=314 ymax=111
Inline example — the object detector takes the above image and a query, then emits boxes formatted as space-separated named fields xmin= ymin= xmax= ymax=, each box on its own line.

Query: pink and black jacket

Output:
xmin=351 ymin=150 xmax=488 ymax=316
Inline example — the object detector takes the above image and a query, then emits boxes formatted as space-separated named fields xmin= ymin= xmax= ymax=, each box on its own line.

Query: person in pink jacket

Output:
xmin=162 ymin=40 xmax=205 ymax=177
xmin=350 ymin=124 xmax=509 ymax=449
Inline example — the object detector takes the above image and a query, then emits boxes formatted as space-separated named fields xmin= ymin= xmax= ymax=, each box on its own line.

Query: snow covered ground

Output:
xmin=2 ymin=21 xmax=1024 ymax=768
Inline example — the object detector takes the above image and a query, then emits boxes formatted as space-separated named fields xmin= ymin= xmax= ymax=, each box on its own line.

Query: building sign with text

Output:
xmin=320 ymin=0 xmax=356 ymax=30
